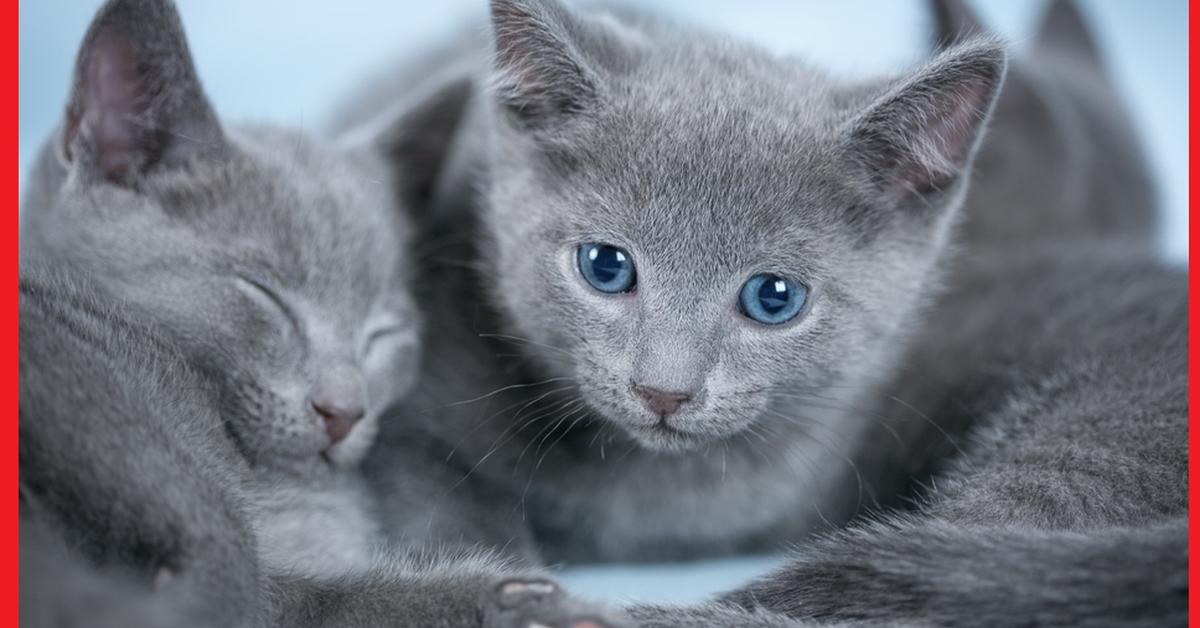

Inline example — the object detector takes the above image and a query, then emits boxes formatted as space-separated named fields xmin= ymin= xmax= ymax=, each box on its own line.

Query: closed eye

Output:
xmin=365 ymin=325 xmax=408 ymax=346
xmin=235 ymin=274 xmax=301 ymax=333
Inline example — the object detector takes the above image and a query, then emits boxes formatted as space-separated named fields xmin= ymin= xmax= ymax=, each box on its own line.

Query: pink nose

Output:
xmin=634 ymin=385 xmax=691 ymax=417
xmin=313 ymin=399 xmax=365 ymax=444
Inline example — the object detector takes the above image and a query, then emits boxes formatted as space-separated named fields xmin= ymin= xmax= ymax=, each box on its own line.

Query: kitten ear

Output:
xmin=60 ymin=0 xmax=225 ymax=186
xmin=489 ymin=0 xmax=599 ymax=128
xmin=1035 ymin=0 xmax=1103 ymax=67
xmin=843 ymin=39 xmax=1006 ymax=208
xmin=927 ymin=0 xmax=988 ymax=49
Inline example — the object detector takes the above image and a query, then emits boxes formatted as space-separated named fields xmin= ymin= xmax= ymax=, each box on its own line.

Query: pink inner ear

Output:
xmin=929 ymin=78 xmax=991 ymax=168
xmin=895 ymin=76 xmax=993 ymax=195
xmin=79 ymin=37 xmax=143 ymax=182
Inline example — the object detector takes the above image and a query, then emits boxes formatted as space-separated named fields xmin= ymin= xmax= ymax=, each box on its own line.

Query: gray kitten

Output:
xmin=20 ymin=0 xmax=417 ymax=577
xmin=929 ymin=0 xmax=1158 ymax=251
xmin=19 ymin=1 xmax=622 ymax=626
xmin=349 ymin=0 xmax=1186 ymax=624
xmin=20 ymin=273 xmax=611 ymax=628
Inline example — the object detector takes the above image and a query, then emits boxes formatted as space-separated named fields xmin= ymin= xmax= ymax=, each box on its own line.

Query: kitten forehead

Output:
xmin=488 ymin=16 xmax=894 ymax=279
xmin=133 ymin=125 xmax=407 ymax=307
xmin=488 ymin=8 xmax=1002 ymax=288
xmin=526 ymin=87 xmax=861 ymax=282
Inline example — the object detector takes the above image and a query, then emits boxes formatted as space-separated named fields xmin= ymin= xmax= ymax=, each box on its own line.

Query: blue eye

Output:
xmin=577 ymin=243 xmax=636 ymax=293
xmin=739 ymin=274 xmax=808 ymax=325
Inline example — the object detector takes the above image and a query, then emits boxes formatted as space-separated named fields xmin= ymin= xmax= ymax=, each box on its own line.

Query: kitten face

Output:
xmin=21 ymin=0 xmax=419 ymax=477
xmin=479 ymin=0 xmax=1005 ymax=451
xmin=36 ymin=130 xmax=418 ymax=476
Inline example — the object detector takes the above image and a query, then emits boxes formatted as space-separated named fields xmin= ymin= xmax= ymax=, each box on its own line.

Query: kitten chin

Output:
xmin=249 ymin=475 xmax=382 ymax=578
xmin=620 ymin=423 xmax=714 ymax=454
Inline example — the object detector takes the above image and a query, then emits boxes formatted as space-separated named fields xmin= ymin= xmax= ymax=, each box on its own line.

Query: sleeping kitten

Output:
xmin=349 ymin=0 xmax=1185 ymax=624
xmin=19 ymin=1 xmax=623 ymax=626
xmin=19 ymin=0 xmax=418 ymax=576
xmin=928 ymin=0 xmax=1159 ymax=251
xmin=20 ymin=273 xmax=620 ymax=628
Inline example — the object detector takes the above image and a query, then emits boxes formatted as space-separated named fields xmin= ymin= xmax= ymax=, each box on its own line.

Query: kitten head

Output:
xmin=478 ymin=0 xmax=1005 ymax=451
xmin=21 ymin=0 xmax=442 ymax=477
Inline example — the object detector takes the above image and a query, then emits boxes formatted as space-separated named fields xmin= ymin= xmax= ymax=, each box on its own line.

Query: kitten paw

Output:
xmin=484 ymin=578 xmax=628 ymax=628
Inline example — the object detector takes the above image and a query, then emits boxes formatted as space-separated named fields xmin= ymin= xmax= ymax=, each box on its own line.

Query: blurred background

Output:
xmin=17 ymin=0 xmax=1189 ymax=603
xmin=20 ymin=0 xmax=1188 ymax=262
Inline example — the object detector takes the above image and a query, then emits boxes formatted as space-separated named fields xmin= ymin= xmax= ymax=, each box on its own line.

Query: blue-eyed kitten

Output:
xmin=350 ymin=0 xmax=1185 ymax=625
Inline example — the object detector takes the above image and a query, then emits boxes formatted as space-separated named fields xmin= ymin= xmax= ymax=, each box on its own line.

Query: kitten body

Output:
xmin=349 ymin=0 xmax=1186 ymax=624
xmin=724 ymin=244 xmax=1187 ymax=625
xmin=20 ymin=273 xmax=256 ymax=627
xmin=351 ymin=0 xmax=992 ymax=563
xmin=929 ymin=0 xmax=1159 ymax=251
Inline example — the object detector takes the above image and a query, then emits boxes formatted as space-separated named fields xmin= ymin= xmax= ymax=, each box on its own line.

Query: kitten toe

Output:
xmin=495 ymin=578 xmax=562 ymax=609
xmin=484 ymin=577 xmax=628 ymax=628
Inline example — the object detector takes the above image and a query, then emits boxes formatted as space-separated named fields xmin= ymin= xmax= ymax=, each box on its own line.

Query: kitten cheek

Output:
xmin=365 ymin=342 xmax=418 ymax=398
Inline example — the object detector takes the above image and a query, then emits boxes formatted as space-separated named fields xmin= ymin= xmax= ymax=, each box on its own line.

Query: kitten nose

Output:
xmin=312 ymin=363 xmax=367 ymax=445
xmin=634 ymin=385 xmax=691 ymax=417
xmin=313 ymin=399 xmax=365 ymax=444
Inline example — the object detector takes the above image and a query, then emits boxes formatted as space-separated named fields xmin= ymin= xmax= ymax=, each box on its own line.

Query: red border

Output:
xmin=6 ymin=1 xmax=1199 ymax=626
xmin=1189 ymin=0 xmax=1197 ymax=623
xmin=10 ymin=0 xmax=20 ymax=625
xmin=1187 ymin=13 xmax=1195 ymax=600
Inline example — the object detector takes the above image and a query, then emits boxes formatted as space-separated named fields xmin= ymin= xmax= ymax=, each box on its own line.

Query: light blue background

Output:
xmin=18 ymin=0 xmax=1188 ymax=604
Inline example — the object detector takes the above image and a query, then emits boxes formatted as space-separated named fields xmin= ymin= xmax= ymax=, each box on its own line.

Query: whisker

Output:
xmin=444 ymin=394 xmax=581 ymax=494
xmin=444 ymin=383 xmax=578 ymax=461
xmin=432 ymin=376 xmax=574 ymax=411
xmin=535 ymin=409 xmax=592 ymax=470
xmin=477 ymin=332 xmax=576 ymax=360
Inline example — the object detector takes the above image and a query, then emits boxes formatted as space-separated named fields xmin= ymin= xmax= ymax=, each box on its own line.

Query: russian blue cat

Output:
xmin=346 ymin=0 xmax=1187 ymax=625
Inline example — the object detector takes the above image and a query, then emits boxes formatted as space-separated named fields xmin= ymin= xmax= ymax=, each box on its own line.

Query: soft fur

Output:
xmin=929 ymin=0 xmax=1159 ymax=250
xmin=341 ymin=0 xmax=1186 ymax=625
xmin=19 ymin=1 xmax=622 ymax=626
xmin=20 ymin=273 xmax=253 ymax=627
xmin=20 ymin=0 xmax=418 ymax=577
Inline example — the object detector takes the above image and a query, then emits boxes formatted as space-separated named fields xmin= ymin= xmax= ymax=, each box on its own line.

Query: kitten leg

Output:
xmin=719 ymin=516 xmax=1186 ymax=627
xmin=269 ymin=550 xmax=630 ymax=628
xmin=627 ymin=603 xmax=907 ymax=627
xmin=483 ymin=577 xmax=628 ymax=628
xmin=20 ymin=517 xmax=186 ymax=628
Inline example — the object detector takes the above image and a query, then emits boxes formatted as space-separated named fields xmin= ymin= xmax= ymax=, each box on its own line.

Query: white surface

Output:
xmin=557 ymin=555 xmax=788 ymax=604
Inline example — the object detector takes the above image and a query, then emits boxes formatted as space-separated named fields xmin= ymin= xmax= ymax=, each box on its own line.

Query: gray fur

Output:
xmin=20 ymin=509 xmax=204 ymax=628
xmin=344 ymin=0 xmax=1186 ymax=625
xmin=20 ymin=1 xmax=624 ymax=626
xmin=20 ymin=272 xmax=254 ymax=627
xmin=21 ymin=0 xmax=418 ymax=580
xmin=352 ymin=0 xmax=1004 ymax=561
xmin=722 ymin=245 xmax=1187 ymax=625
xmin=626 ymin=604 xmax=910 ymax=628
xmin=929 ymin=0 xmax=1158 ymax=250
